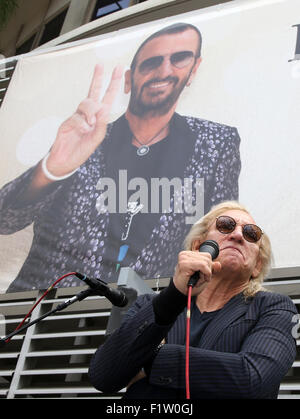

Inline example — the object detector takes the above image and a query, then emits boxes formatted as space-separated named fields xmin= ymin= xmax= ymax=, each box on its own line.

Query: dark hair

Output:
xmin=130 ymin=22 xmax=202 ymax=72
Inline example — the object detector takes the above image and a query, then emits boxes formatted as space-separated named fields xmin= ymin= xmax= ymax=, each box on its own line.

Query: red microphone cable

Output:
xmin=185 ymin=284 xmax=193 ymax=399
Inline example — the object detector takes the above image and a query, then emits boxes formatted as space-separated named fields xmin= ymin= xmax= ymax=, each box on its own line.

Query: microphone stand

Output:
xmin=0 ymin=288 xmax=96 ymax=347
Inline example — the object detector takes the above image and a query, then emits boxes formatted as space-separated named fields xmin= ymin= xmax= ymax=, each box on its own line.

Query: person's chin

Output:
xmin=221 ymin=257 xmax=243 ymax=274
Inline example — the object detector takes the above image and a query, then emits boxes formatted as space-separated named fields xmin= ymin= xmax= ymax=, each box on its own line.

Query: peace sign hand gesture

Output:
xmin=45 ymin=64 xmax=123 ymax=178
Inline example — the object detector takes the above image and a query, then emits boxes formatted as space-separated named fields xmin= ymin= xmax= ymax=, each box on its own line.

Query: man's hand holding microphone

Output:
xmin=173 ymin=240 xmax=221 ymax=296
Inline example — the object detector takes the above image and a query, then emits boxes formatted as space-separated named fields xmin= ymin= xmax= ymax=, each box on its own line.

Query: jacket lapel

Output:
xmin=167 ymin=293 xmax=249 ymax=348
xmin=196 ymin=293 xmax=249 ymax=350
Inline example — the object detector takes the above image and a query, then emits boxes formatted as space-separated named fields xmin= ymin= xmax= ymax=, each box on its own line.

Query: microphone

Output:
xmin=75 ymin=272 xmax=128 ymax=307
xmin=187 ymin=240 xmax=219 ymax=287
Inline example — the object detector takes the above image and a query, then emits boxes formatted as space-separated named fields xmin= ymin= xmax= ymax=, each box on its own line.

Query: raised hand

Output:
xmin=173 ymin=250 xmax=222 ymax=296
xmin=45 ymin=64 xmax=123 ymax=178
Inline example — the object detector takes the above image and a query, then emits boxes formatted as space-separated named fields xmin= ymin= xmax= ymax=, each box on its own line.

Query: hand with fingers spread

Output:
xmin=38 ymin=64 xmax=123 ymax=181
xmin=173 ymin=250 xmax=222 ymax=296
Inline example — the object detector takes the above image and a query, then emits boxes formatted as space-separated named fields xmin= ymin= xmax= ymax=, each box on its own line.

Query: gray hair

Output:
xmin=184 ymin=201 xmax=272 ymax=298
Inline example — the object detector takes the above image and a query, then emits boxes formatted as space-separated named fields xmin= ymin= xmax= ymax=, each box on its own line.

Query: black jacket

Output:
xmin=89 ymin=290 xmax=297 ymax=399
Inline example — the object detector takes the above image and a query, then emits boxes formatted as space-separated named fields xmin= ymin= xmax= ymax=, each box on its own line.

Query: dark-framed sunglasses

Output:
xmin=138 ymin=50 xmax=195 ymax=74
xmin=216 ymin=215 xmax=263 ymax=243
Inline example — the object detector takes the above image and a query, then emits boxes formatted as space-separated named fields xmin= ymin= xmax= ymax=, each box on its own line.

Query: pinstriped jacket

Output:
xmin=89 ymin=290 xmax=297 ymax=399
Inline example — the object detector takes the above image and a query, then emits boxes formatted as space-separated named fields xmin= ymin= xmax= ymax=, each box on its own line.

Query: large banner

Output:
xmin=0 ymin=0 xmax=299 ymax=292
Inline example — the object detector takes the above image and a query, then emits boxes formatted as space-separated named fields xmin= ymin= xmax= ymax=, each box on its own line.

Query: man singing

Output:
xmin=89 ymin=201 xmax=297 ymax=399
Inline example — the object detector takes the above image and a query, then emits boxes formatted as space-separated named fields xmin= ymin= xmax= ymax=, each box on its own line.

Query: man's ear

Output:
xmin=186 ymin=57 xmax=202 ymax=86
xmin=124 ymin=69 xmax=131 ymax=94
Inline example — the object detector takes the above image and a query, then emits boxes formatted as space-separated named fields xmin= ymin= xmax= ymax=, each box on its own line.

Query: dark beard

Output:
xmin=128 ymin=75 xmax=188 ymax=118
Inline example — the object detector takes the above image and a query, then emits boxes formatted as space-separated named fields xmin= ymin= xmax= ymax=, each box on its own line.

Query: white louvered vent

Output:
xmin=0 ymin=59 xmax=17 ymax=108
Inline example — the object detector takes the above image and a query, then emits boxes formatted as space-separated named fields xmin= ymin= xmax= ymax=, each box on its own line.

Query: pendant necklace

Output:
xmin=133 ymin=124 xmax=169 ymax=157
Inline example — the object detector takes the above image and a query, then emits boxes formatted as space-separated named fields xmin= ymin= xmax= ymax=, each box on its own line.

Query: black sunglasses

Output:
xmin=138 ymin=51 xmax=195 ymax=74
xmin=216 ymin=215 xmax=263 ymax=243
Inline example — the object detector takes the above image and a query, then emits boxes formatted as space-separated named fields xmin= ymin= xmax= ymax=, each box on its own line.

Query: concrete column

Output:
xmin=60 ymin=0 xmax=96 ymax=36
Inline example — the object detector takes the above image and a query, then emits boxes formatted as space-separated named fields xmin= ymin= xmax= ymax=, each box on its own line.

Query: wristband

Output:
xmin=41 ymin=153 xmax=78 ymax=181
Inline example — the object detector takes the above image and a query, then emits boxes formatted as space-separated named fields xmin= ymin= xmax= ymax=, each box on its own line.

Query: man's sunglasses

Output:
xmin=216 ymin=215 xmax=263 ymax=243
xmin=138 ymin=51 xmax=195 ymax=74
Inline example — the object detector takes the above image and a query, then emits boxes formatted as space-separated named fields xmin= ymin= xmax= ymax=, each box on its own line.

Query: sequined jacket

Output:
xmin=0 ymin=113 xmax=241 ymax=292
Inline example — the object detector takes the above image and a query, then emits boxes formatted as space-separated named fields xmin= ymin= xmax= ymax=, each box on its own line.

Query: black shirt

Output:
xmin=101 ymin=114 xmax=196 ymax=278
xmin=190 ymin=299 xmax=220 ymax=347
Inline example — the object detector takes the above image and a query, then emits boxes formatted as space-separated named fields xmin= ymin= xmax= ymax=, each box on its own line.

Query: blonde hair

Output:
xmin=183 ymin=201 xmax=272 ymax=298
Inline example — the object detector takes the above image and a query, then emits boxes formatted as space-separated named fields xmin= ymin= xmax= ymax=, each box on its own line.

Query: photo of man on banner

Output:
xmin=0 ymin=22 xmax=241 ymax=292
